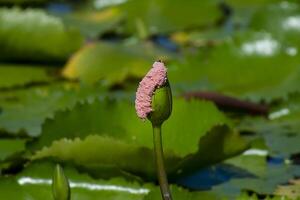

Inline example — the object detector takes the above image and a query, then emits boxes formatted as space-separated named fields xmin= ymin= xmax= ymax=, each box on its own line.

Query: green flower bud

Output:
xmin=148 ymin=80 xmax=172 ymax=126
xmin=52 ymin=164 xmax=70 ymax=200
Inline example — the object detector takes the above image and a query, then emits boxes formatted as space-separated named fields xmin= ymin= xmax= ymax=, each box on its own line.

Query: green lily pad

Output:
xmin=238 ymin=94 xmax=300 ymax=157
xmin=0 ymin=64 xmax=55 ymax=89
xmin=250 ymin=1 xmax=300 ymax=46
xmin=0 ymin=161 xmax=152 ymax=200
xmin=0 ymin=160 xmax=222 ymax=200
xmin=62 ymin=41 xmax=172 ymax=85
xmin=0 ymin=139 xmax=25 ymax=162
xmin=225 ymin=139 xmax=268 ymax=177
xmin=0 ymin=83 xmax=106 ymax=136
xmin=0 ymin=7 xmax=83 ymax=62
xmin=119 ymin=0 xmax=222 ymax=36
xmin=225 ymin=0 xmax=280 ymax=8
xmin=213 ymin=164 xmax=300 ymax=198
xmin=62 ymin=7 xmax=124 ymax=39
xmin=169 ymin=31 xmax=300 ymax=101
xmin=30 ymin=98 xmax=247 ymax=179
xmin=144 ymin=185 xmax=218 ymax=200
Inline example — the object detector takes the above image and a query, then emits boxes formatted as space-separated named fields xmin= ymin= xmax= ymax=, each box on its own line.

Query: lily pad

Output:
xmin=169 ymin=31 xmax=300 ymax=101
xmin=250 ymin=1 xmax=300 ymax=46
xmin=120 ymin=0 xmax=222 ymax=36
xmin=238 ymin=94 xmax=300 ymax=157
xmin=213 ymin=164 xmax=300 ymax=198
xmin=0 ymin=64 xmax=55 ymax=89
xmin=30 ymin=98 xmax=248 ymax=179
xmin=62 ymin=7 xmax=123 ymax=39
xmin=0 ymin=83 xmax=106 ymax=136
xmin=0 ymin=7 xmax=83 ymax=62
xmin=62 ymin=42 xmax=171 ymax=85
xmin=0 ymin=161 xmax=152 ymax=200
xmin=0 ymin=139 xmax=25 ymax=162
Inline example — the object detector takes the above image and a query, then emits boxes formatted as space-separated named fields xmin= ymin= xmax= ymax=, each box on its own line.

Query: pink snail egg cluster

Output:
xmin=135 ymin=61 xmax=167 ymax=120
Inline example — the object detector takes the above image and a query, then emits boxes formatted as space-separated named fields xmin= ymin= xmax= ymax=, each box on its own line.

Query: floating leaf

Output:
xmin=250 ymin=1 xmax=300 ymax=46
xmin=0 ymin=7 xmax=83 ymax=62
xmin=30 ymin=98 xmax=247 ymax=179
xmin=62 ymin=7 xmax=123 ymax=39
xmin=63 ymin=42 xmax=172 ymax=85
xmin=120 ymin=0 xmax=222 ymax=36
xmin=225 ymin=0 xmax=280 ymax=8
xmin=169 ymin=31 xmax=300 ymax=101
xmin=225 ymin=139 xmax=268 ymax=177
xmin=0 ymin=161 xmax=152 ymax=200
xmin=213 ymin=164 xmax=300 ymax=198
xmin=0 ymin=139 xmax=25 ymax=162
xmin=0 ymin=83 xmax=106 ymax=136
xmin=0 ymin=64 xmax=55 ymax=89
xmin=144 ymin=185 xmax=218 ymax=200
xmin=238 ymin=94 xmax=300 ymax=157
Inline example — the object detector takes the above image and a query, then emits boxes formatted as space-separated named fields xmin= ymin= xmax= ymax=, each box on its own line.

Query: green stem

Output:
xmin=153 ymin=124 xmax=173 ymax=200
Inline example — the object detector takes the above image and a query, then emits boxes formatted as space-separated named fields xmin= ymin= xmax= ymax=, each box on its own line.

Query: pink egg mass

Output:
xmin=135 ymin=61 xmax=167 ymax=120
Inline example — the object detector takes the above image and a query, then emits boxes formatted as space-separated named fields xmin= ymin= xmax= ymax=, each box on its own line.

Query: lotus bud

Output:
xmin=52 ymin=164 xmax=70 ymax=200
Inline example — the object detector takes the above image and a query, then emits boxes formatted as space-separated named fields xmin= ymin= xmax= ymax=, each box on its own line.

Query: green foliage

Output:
xmin=0 ymin=139 xmax=25 ymax=162
xmin=30 ymin=98 xmax=247 ymax=179
xmin=169 ymin=31 xmax=300 ymax=101
xmin=0 ymin=64 xmax=55 ymax=89
xmin=250 ymin=1 xmax=300 ymax=45
xmin=0 ymin=83 xmax=106 ymax=136
xmin=120 ymin=0 xmax=222 ymax=36
xmin=1 ymin=0 xmax=300 ymax=199
xmin=62 ymin=7 xmax=123 ymax=39
xmin=0 ymin=161 xmax=152 ymax=200
xmin=0 ymin=7 xmax=83 ymax=62
xmin=62 ymin=41 xmax=171 ymax=85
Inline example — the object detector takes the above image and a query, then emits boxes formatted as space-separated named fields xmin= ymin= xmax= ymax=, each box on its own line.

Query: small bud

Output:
xmin=135 ymin=61 xmax=172 ymax=126
xmin=148 ymin=80 xmax=172 ymax=126
xmin=52 ymin=164 xmax=70 ymax=200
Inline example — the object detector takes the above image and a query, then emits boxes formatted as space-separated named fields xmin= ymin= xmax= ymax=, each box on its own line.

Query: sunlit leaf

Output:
xmin=0 ymin=161 xmax=152 ymax=200
xmin=30 ymin=98 xmax=247 ymax=179
xmin=120 ymin=0 xmax=222 ymax=36
xmin=0 ymin=139 xmax=25 ymax=162
xmin=62 ymin=7 xmax=123 ymax=39
xmin=225 ymin=139 xmax=268 ymax=177
xmin=0 ymin=83 xmax=106 ymax=136
xmin=250 ymin=1 xmax=300 ymax=46
xmin=62 ymin=42 xmax=172 ymax=85
xmin=169 ymin=31 xmax=300 ymax=101
xmin=0 ymin=7 xmax=83 ymax=62
xmin=0 ymin=64 xmax=55 ymax=89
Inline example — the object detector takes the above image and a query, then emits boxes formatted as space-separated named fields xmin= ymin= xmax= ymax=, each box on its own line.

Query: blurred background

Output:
xmin=1 ymin=0 xmax=300 ymax=199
